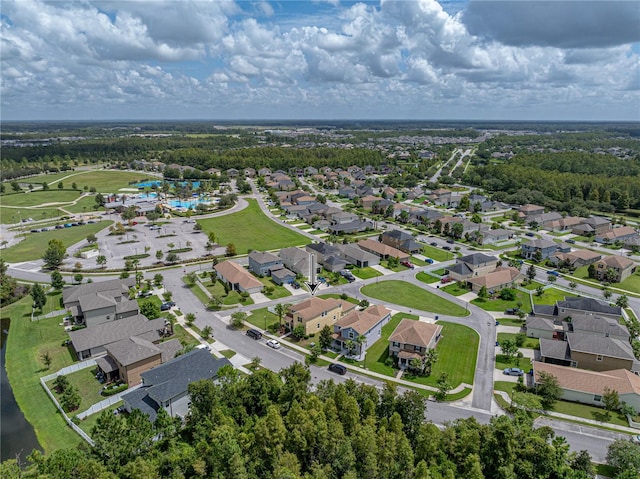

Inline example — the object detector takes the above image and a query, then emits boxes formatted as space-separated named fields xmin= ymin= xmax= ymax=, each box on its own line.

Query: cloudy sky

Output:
xmin=1 ymin=0 xmax=639 ymax=121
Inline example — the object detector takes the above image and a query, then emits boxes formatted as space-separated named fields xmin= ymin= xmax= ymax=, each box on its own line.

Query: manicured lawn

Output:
xmin=3 ymin=297 xmax=82 ymax=453
xmin=416 ymin=272 xmax=440 ymax=284
xmin=351 ymin=266 xmax=382 ymax=279
xmin=494 ymin=380 xmax=517 ymax=395
xmin=30 ymin=170 xmax=157 ymax=193
xmin=441 ymin=283 xmax=470 ymax=296
xmin=0 ymin=190 xmax=82 ymax=208
xmin=380 ymin=261 xmax=406 ymax=272
xmin=361 ymin=281 xmax=470 ymax=317
xmin=318 ymin=294 xmax=359 ymax=304
xmin=184 ymin=281 xmax=211 ymax=307
xmin=257 ymin=277 xmax=291 ymax=299
xmin=63 ymin=196 xmax=102 ymax=214
xmin=532 ymin=287 xmax=576 ymax=305
xmin=420 ymin=244 xmax=452 ymax=262
xmin=496 ymin=317 xmax=525 ymax=327
xmin=470 ymin=289 xmax=531 ymax=312
xmin=431 ymin=268 xmax=447 ymax=276
xmin=0 ymin=221 xmax=111 ymax=263
xmin=206 ymin=279 xmax=254 ymax=306
xmin=219 ymin=349 xmax=237 ymax=359
xmin=197 ymin=199 xmax=308 ymax=253
xmin=246 ymin=307 xmax=280 ymax=331
xmin=17 ymin=171 xmax=82 ymax=186
xmin=46 ymin=367 xmax=105 ymax=413
xmin=572 ymin=264 xmax=640 ymax=295
xmin=552 ymin=400 xmax=629 ymax=427
xmin=170 ymin=324 xmax=199 ymax=347
xmin=521 ymin=280 xmax=544 ymax=290
xmin=410 ymin=257 xmax=428 ymax=266
xmin=497 ymin=332 xmax=538 ymax=349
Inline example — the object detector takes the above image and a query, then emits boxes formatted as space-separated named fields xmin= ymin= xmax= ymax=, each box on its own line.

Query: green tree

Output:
xmin=42 ymin=181 xmax=49 ymax=190
xmin=526 ymin=264 xmax=537 ymax=281
xmin=568 ymin=281 xmax=578 ymax=291
xmin=60 ymin=385 xmax=81 ymax=412
xmin=72 ymin=182 xmax=78 ymax=190
xmin=185 ymin=312 xmax=196 ymax=326
xmin=165 ymin=252 xmax=179 ymax=263
xmin=153 ymin=273 xmax=163 ymax=288
xmin=86 ymin=233 xmax=98 ymax=244
xmin=478 ymin=285 xmax=488 ymax=300
xmin=57 ymin=181 xmax=64 ymax=189
xmin=51 ymin=270 xmax=65 ymax=290
xmin=185 ymin=272 xmax=198 ymax=286
xmin=434 ymin=372 xmax=452 ymax=402
xmin=230 ymin=311 xmax=247 ymax=329
xmin=606 ymin=439 xmax=640 ymax=477
xmin=201 ymin=325 xmax=213 ymax=339
xmin=140 ymin=300 xmax=161 ymax=319
xmin=155 ymin=250 xmax=163 ymax=261
xmin=602 ymin=387 xmax=620 ymax=416
xmin=31 ymin=283 xmax=47 ymax=311
xmin=292 ymin=324 xmax=306 ymax=340
xmin=536 ymin=371 xmax=562 ymax=410
xmin=73 ymin=273 xmax=83 ymax=285
xmin=43 ymin=238 xmax=67 ymax=269
xmin=616 ymin=294 xmax=629 ymax=309
xmin=40 ymin=351 xmax=52 ymax=370
xmin=274 ymin=302 xmax=290 ymax=330
xmin=587 ymin=263 xmax=596 ymax=279
xmin=500 ymin=338 xmax=519 ymax=365
xmin=319 ymin=325 xmax=333 ymax=350
xmin=225 ymin=243 xmax=237 ymax=256
xmin=96 ymin=255 xmax=107 ymax=269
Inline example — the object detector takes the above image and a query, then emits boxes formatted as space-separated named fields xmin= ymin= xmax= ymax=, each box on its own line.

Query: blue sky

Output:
xmin=1 ymin=0 xmax=639 ymax=121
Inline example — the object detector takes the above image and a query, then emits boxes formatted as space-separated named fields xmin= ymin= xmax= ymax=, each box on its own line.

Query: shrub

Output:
xmin=101 ymin=383 xmax=128 ymax=397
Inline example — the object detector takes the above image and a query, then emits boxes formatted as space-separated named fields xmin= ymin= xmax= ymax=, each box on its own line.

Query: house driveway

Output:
xmin=251 ymin=292 xmax=271 ymax=304
xmin=370 ymin=264 xmax=394 ymax=275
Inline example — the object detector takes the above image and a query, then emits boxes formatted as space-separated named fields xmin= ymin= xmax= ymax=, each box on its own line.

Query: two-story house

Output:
xmin=595 ymin=226 xmax=638 ymax=244
xmin=337 ymin=244 xmax=379 ymax=268
xmin=332 ymin=304 xmax=391 ymax=359
xmin=280 ymin=247 xmax=314 ymax=276
xmin=63 ymin=278 xmax=138 ymax=327
xmin=593 ymin=255 xmax=637 ymax=283
xmin=521 ymin=239 xmax=557 ymax=260
xmin=248 ymin=251 xmax=283 ymax=276
xmin=446 ymin=253 xmax=498 ymax=282
xmin=380 ymin=230 xmax=422 ymax=254
xmin=286 ymin=297 xmax=354 ymax=336
xmin=388 ymin=319 xmax=442 ymax=370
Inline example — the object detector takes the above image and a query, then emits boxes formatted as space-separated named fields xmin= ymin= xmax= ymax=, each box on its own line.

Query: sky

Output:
xmin=1 ymin=0 xmax=639 ymax=121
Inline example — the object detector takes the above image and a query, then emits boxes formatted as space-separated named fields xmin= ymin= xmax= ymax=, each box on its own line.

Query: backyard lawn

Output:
xmin=0 ymin=221 xmax=111 ymax=263
xmin=46 ymin=367 xmax=105 ymax=413
xmin=470 ymin=289 xmax=531 ymax=312
xmin=77 ymin=401 xmax=123 ymax=436
xmin=197 ymin=199 xmax=308 ymax=253
xmin=497 ymin=332 xmax=538 ymax=349
xmin=531 ymin=287 xmax=576 ymax=305
xmin=419 ymin=244 xmax=453 ymax=262
xmin=351 ymin=266 xmax=383 ymax=279
xmin=2 ymin=297 xmax=81 ymax=453
xmin=441 ymin=283 xmax=470 ymax=296
xmin=361 ymin=280 xmax=470 ymax=317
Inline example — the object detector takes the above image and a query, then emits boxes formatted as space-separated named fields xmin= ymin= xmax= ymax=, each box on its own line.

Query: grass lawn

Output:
xmin=572 ymin=265 xmax=640 ymax=295
xmin=494 ymin=381 xmax=517 ymax=395
xmin=77 ymin=401 xmax=122 ymax=436
xmin=219 ymin=349 xmax=237 ymax=359
xmin=3 ymin=207 xmax=66 ymax=224
xmin=410 ymin=257 xmax=428 ymax=266
xmin=64 ymin=196 xmax=102 ymax=214
xmin=0 ymin=221 xmax=111 ymax=263
xmin=0 ymin=190 xmax=83 ymax=208
xmin=495 ymin=354 xmax=532 ymax=373
xmin=257 ymin=277 xmax=291 ymax=299
xmin=496 ymin=317 xmax=525 ymax=327
xmin=441 ymin=283 xmax=470 ymax=296
xmin=197 ymin=199 xmax=308 ymax=253
xmin=532 ymin=287 xmax=576 ymax=305
xmin=46 ymin=367 xmax=105 ymax=413
xmin=521 ymin=280 xmax=544 ymax=290
xmin=431 ymin=268 xmax=447 ymax=276
xmin=3 ymin=296 xmax=82 ymax=453
xmin=40 ymin=170 xmax=157 ymax=193
xmin=416 ymin=272 xmax=440 ymax=284
xmin=420 ymin=244 xmax=452 ymax=262
xmin=318 ymin=294 xmax=359 ymax=304
xmin=361 ymin=281 xmax=469 ymax=317
xmin=351 ymin=266 xmax=383 ymax=279
xmin=471 ymin=289 xmax=530 ymax=312
xmin=246 ymin=307 xmax=280 ymax=330
xmin=183 ymin=281 xmax=211 ymax=307
xmin=17 ymin=171 xmax=82 ymax=186
xmin=202 ymin=278 xmax=254 ymax=306
xmin=168 ymin=324 xmax=199 ymax=347
xmin=552 ymin=400 xmax=629 ymax=427
xmin=497 ymin=332 xmax=539 ymax=349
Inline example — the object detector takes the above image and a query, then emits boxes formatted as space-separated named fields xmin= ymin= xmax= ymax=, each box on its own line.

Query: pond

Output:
xmin=1 ymin=318 xmax=42 ymax=465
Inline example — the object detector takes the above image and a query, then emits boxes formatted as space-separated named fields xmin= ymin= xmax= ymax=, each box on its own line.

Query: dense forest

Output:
xmin=0 ymin=364 xmax=612 ymax=479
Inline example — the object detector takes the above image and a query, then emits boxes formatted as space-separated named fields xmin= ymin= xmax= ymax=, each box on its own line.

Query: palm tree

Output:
xmin=274 ymin=303 xmax=290 ymax=331
xmin=423 ymin=348 xmax=439 ymax=376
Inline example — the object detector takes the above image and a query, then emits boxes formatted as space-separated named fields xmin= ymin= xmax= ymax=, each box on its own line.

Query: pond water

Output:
xmin=1 ymin=318 xmax=42 ymax=465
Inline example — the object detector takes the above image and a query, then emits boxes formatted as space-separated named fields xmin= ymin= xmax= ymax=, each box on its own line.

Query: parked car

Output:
xmin=430 ymin=242 xmax=438 ymax=246
xmin=548 ymin=271 xmax=561 ymax=277
xmin=504 ymin=308 xmax=520 ymax=315
xmin=246 ymin=328 xmax=262 ymax=340
xmin=401 ymin=261 xmax=415 ymax=269
xmin=160 ymin=303 xmax=172 ymax=311
xmin=446 ymin=239 xmax=455 ymax=244
xmin=440 ymin=277 xmax=452 ymax=284
xmin=87 ymin=220 xmax=96 ymax=224
xmin=526 ymin=232 xmax=535 ymax=237
xmin=64 ymin=223 xmax=72 ymax=228
xmin=150 ymin=225 xmax=161 ymax=230
xmin=442 ymin=246 xmax=451 ymax=251
xmin=425 ymin=258 xmax=434 ymax=264
xmin=266 ymin=339 xmax=281 ymax=349
xmin=138 ymin=291 xmax=153 ymax=298
xmin=503 ymin=368 xmax=524 ymax=376
xmin=30 ymin=229 xmax=39 ymax=233
xmin=55 ymin=225 xmax=64 ymax=229
xmin=328 ymin=363 xmax=347 ymax=375
xmin=566 ymin=239 xmax=576 ymax=244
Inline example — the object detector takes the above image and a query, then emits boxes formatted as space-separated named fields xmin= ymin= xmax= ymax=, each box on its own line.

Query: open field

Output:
xmin=2 ymin=208 xmax=66 ymax=224
xmin=197 ymin=199 xmax=308 ymax=253
xmin=0 ymin=190 xmax=83 ymax=208
xmin=21 ymin=170 xmax=159 ymax=193
xmin=3 ymin=296 xmax=81 ymax=453
xmin=63 ymin=196 xmax=103 ymax=214
xmin=16 ymin=171 xmax=82 ymax=186
xmin=361 ymin=280 xmax=469 ymax=317
xmin=0 ymin=221 xmax=111 ymax=263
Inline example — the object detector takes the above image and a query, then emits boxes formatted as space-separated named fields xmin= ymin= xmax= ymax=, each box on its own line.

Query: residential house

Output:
xmin=280 ymin=247 xmax=314 ymax=277
xmin=327 ymin=219 xmax=372 ymax=234
xmin=466 ymin=267 xmax=523 ymax=293
xmin=63 ymin=278 xmax=138 ymax=327
xmin=258 ymin=167 xmax=272 ymax=177
xmin=270 ymin=266 xmax=297 ymax=286
xmin=549 ymin=250 xmax=602 ymax=268
xmin=214 ymin=261 xmax=263 ymax=294
xmin=429 ymin=189 xmax=453 ymax=207
xmin=526 ymin=212 xmax=562 ymax=228
xmin=332 ymin=305 xmax=392 ymax=358
xmin=248 ymin=251 xmax=283 ymax=276
xmin=542 ymin=216 xmax=583 ymax=232
xmin=527 ymin=312 xmax=629 ymax=342
xmin=206 ymin=168 xmax=221 ymax=176
xmin=519 ymin=204 xmax=545 ymax=217
xmin=306 ymin=243 xmax=348 ymax=272
xmin=380 ymin=230 xmax=422 ymax=254
xmin=532 ymin=297 xmax=622 ymax=322
xmin=122 ymin=349 xmax=232 ymax=422
xmin=539 ymin=332 xmax=636 ymax=372
xmin=357 ymin=239 xmax=408 ymax=261
xmin=338 ymin=244 xmax=380 ymax=268
xmin=533 ymin=361 xmax=640 ymax=411
xmin=304 ymin=166 xmax=318 ymax=176
xmin=244 ymin=167 xmax=256 ymax=178
xmin=480 ymin=228 xmax=513 ymax=245
xmin=388 ymin=319 xmax=442 ymax=369
xmin=595 ymin=226 xmax=639 ymax=244
xmin=593 ymin=255 xmax=637 ymax=283
xmin=286 ymin=297 xmax=354 ymax=335
xmin=446 ymin=253 xmax=498 ymax=282
xmin=525 ymin=316 xmax=560 ymax=340
xmin=521 ymin=238 xmax=557 ymax=260
xmin=226 ymin=168 xmax=239 ymax=177
xmin=98 ymin=336 xmax=181 ymax=385
xmin=69 ymin=314 xmax=169 ymax=360
xmin=572 ymin=216 xmax=611 ymax=236
xmin=360 ymin=195 xmax=381 ymax=210
xmin=338 ymin=186 xmax=356 ymax=199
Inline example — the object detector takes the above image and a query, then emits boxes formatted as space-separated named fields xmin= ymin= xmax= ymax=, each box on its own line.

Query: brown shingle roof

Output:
xmin=533 ymin=361 xmax=640 ymax=396
xmin=214 ymin=261 xmax=263 ymax=290
xmin=598 ymin=255 xmax=635 ymax=269
xmin=467 ymin=267 xmax=522 ymax=289
xmin=357 ymin=239 xmax=408 ymax=259
xmin=336 ymin=304 xmax=391 ymax=335
xmin=289 ymin=297 xmax=344 ymax=322
xmin=389 ymin=319 xmax=442 ymax=348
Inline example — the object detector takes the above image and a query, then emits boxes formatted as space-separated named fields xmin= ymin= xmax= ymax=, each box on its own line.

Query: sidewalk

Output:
xmin=494 ymin=391 xmax=639 ymax=434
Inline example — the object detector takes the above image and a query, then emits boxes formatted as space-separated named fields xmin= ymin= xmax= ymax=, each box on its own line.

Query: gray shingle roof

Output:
xmin=526 ymin=316 xmax=555 ymax=332
xmin=567 ymin=333 xmax=635 ymax=360
xmin=248 ymin=250 xmax=281 ymax=264
xmin=558 ymin=297 xmax=621 ymax=316
xmin=539 ymin=339 xmax=570 ymax=361
xmin=69 ymin=314 xmax=167 ymax=353
xmin=458 ymin=253 xmax=497 ymax=265
xmin=63 ymin=278 xmax=135 ymax=305
xmin=570 ymin=315 xmax=630 ymax=339
xmin=447 ymin=263 xmax=473 ymax=276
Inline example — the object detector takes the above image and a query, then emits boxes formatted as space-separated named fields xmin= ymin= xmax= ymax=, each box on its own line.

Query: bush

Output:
xmin=101 ymin=383 xmax=128 ymax=396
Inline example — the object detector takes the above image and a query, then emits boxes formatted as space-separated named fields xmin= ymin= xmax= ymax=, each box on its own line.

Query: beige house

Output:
xmin=593 ymin=255 xmax=637 ymax=283
xmin=466 ymin=267 xmax=523 ymax=293
xmin=286 ymin=297 xmax=354 ymax=336
xmin=214 ymin=261 xmax=263 ymax=294
xmin=533 ymin=361 xmax=640 ymax=412
xmin=446 ymin=253 xmax=498 ymax=282
xmin=356 ymin=239 xmax=409 ymax=261
xmin=388 ymin=320 xmax=442 ymax=369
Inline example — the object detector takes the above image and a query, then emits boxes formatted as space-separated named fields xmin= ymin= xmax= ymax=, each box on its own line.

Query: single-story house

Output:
xmin=332 ymin=304 xmax=392 ymax=359
xmin=388 ymin=319 xmax=442 ymax=370
xmin=531 ymin=297 xmax=622 ymax=321
xmin=519 ymin=204 xmax=545 ymax=217
xmin=270 ymin=266 xmax=297 ymax=286
xmin=525 ymin=316 xmax=559 ymax=340
xmin=466 ymin=267 xmax=523 ymax=293
xmin=338 ymin=244 xmax=379 ymax=268
xmin=214 ymin=261 xmax=263 ymax=294
xmin=356 ymin=239 xmax=409 ymax=261
xmin=122 ymin=349 xmax=232 ymax=422
xmin=480 ymin=229 xmax=513 ymax=245
xmin=549 ymin=250 xmax=602 ymax=268
xmin=595 ymin=226 xmax=638 ymax=244
xmin=533 ymin=361 xmax=640 ymax=412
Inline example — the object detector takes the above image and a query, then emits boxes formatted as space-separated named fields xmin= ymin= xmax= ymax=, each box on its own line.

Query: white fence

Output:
xmin=76 ymin=383 xmax=142 ymax=420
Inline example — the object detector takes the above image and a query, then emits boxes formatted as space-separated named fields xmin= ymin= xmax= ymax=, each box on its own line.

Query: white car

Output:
xmin=266 ymin=339 xmax=281 ymax=349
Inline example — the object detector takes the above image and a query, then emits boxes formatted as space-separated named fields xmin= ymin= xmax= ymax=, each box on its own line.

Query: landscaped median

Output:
xmin=360 ymin=280 xmax=470 ymax=317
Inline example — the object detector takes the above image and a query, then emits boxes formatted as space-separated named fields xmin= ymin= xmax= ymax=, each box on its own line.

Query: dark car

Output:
xmin=166 ymin=301 xmax=176 ymax=307
xmin=87 ymin=220 xmax=96 ymax=224
xmin=566 ymin=239 xmax=576 ymax=244
xmin=425 ymin=258 xmax=434 ymax=264
xmin=328 ymin=363 xmax=347 ymax=375
xmin=55 ymin=225 xmax=64 ymax=229
xmin=446 ymin=239 xmax=455 ymax=244
xmin=430 ymin=242 xmax=438 ymax=246
xmin=246 ymin=328 xmax=262 ymax=340
xmin=160 ymin=303 xmax=172 ymax=311
xmin=30 ymin=229 xmax=39 ymax=233
xmin=505 ymin=308 xmax=520 ymax=315
xmin=442 ymin=246 xmax=451 ymax=251
xmin=526 ymin=232 xmax=535 ymax=237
